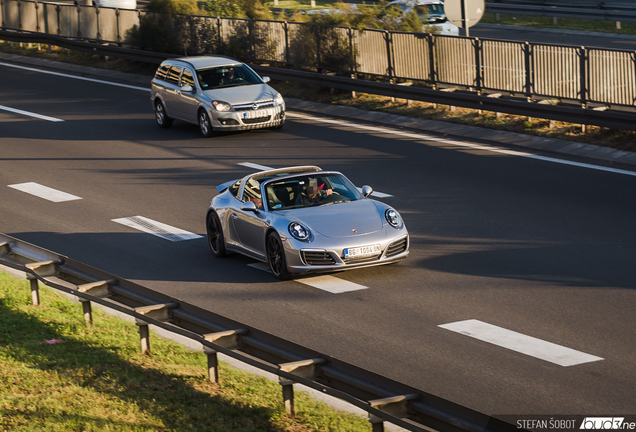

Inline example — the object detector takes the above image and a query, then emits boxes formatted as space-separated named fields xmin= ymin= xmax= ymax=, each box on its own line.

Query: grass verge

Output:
xmin=0 ymin=270 xmax=371 ymax=431
xmin=2 ymin=41 xmax=635 ymax=153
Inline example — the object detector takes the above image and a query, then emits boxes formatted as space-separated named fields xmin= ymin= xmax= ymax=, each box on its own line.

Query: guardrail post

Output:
xmin=283 ymin=21 xmax=289 ymax=65
xmin=133 ymin=302 xmax=178 ymax=355
xmin=204 ymin=347 xmax=219 ymax=383
xmin=524 ymin=42 xmax=533 ymax=102
xmin=28 ymin=277 xmax=40 ymax=305
xmin=368 ymin=394 xmax=419 ymax=432
xmin=278 ymin=358 xmax=325 ymax=416
xmin=473 ymin=37 xmax=482 ymax=94
xmin=136 ymin=320 xmax=151 ymax=354
xmin=202 ymin=329 xmax=247 ymax=383
xmin=80 ymin=298 xmax=93 ymax=324
xmin=579 ymin=46 xmax=588 ymax=132
xmin=385 ymin=30 xmax=393 ymax=80
xmin=315 ymin=24 xmax=321 ymax=71
xmin=428 ymin=34 xmax=436 ymax=88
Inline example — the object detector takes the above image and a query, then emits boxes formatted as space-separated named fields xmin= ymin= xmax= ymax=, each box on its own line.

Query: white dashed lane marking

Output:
xmin=112 ymin=216 xmax=202 ymax=242
xmin=8 ymin=182 xmax=81 ymax=202
xmin=238 ymin=162 xmax=275 ymax=171
xmin=239 ymin=162 xmax=393 ymax=197
xmin=0 ymin=104 xmax=64 ymax=122
xmin=439 ymin=319 xmax=604 ymax=367
xmin=248 ymin=263 xmax=368 ymax=293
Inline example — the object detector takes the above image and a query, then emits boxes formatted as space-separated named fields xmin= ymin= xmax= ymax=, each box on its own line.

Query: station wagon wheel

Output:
xmin=206 ymin=211 xmax=227 ymax=257
xmin=155 ymin=100 xmax=172 ymax=129
xmin=267 ymin=232 xmax=292 ymax=280
xmin=199 ymin=110 xmax=215 ymax=138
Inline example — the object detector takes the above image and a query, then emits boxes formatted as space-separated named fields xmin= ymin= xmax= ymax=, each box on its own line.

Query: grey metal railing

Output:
xmin=3 ymin=0 xmax=636 ymax=112
xmin=0 ymin=232 xmax=524 ymax=432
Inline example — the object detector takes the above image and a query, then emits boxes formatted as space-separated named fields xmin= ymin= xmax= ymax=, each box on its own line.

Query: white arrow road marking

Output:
xmin=248 ymin=262 xmax=368 ymax=293
xmin=8 ymin=182 xmax=81 ymax=202
xmin=112 ymin=216 xmax=202 ymax=242
xmin=0 ymin=104 xmax=64 ymax=122
xmin=439 ymin=319 xmax=604 ymax=367
xmin=239 ymin=162 xmax=393 ymax=197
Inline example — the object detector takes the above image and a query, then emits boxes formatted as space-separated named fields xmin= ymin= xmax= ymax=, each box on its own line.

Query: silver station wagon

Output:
xmin=151 ymin=56 xmax=285 ymax=136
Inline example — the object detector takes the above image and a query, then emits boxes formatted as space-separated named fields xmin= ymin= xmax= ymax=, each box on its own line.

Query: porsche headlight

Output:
xmin=212 ymin=101 xmax=233 ymax=112
xmin=385 ymin=209 xmax=403 ymax=229
xmin=289 ymin=222 xmax=310 ymax=241
xmin=274 ymin=93 xmax=284 ymax=106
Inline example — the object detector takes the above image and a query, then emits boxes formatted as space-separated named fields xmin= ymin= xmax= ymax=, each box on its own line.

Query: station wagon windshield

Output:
xmin=196 ymin=65 xmax=262 ymax=90
xmin=265 ymin=173 xmax=363 ymax=211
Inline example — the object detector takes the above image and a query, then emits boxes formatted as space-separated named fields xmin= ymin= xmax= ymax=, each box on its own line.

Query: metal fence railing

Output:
xmin=0 ymin=232 xmax=524 ymax=432
xmin=3 ymin=0 xmax=636 ymax=111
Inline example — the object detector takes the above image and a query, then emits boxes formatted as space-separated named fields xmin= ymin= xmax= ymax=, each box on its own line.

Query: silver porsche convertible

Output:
xmin=205 ymin=166 xmax=409 ymax=280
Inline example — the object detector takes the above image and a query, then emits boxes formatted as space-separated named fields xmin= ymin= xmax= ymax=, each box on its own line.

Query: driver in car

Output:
xmin=296 ymin=178 xmax=333 ymax=205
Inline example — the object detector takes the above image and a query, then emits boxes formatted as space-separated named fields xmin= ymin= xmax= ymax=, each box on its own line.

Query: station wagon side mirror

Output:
xmin=362 ymin=185 xmax=373 ymax=198
xmin=180 ymin=85 xmax=194 ymax=93
xmin=262 ymin=76 xmax=271 ymax=83
xmin=240 ymin=201 xmax=259 ymax=213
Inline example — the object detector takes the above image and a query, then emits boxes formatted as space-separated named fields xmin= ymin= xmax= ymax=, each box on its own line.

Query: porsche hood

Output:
xmin=281 ymin=200 xmax=384 ymax=238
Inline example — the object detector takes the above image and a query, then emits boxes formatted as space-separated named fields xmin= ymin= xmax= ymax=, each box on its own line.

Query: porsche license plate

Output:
xmin=344 ymin=244 xmax=381 ymax=259
xmin=243 ymin=109 xmax=266 ymax=119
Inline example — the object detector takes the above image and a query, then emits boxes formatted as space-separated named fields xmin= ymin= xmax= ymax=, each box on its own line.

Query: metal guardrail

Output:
xmin=2 ymin=29 xmax=636 ymax=132
xmin=485 ymin=1 xmax=636 ymax=22
xmin=0 ymin=232 xmax=524 ymax=432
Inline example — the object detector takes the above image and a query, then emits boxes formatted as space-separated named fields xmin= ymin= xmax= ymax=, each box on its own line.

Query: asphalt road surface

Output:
xmin=471 ymin=23 xmax=636 ymax=50
xmin=1 ymin=61 xmax=636 ymax=417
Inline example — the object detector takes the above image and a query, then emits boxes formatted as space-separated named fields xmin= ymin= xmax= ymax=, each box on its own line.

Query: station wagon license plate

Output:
xmin=243 ymin=109 xmax=268 ymax=119
xmin=344 ymin=244 xmax=381 ymax=259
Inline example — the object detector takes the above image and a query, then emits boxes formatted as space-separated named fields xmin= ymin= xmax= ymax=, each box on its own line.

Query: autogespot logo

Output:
xmin=580 ymin=418 xmax=635 ymax=430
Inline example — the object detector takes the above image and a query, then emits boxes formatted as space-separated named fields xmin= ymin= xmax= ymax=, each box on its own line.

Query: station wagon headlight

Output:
xmin=289 ymin=222 xmax=311 ymax=241
xmin=274 ymin=93 xmax=284 ymax=106
xmin=385 ymin=209 xmax=403 ymax=229
xmin=212 ymin=101 xmax=233 ymax=112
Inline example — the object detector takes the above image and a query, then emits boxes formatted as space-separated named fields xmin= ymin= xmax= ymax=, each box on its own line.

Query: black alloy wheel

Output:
xmin=206 ymin=212 xmax=227 ymax=257
xmin=267 ymin=232 xmax=292 ymax=280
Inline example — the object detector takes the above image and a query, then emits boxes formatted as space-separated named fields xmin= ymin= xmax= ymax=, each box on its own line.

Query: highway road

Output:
xmin=1 ymin=60 xmax=636 ymax=418
xmin=471 ymin=23 xmax=636 ymax=50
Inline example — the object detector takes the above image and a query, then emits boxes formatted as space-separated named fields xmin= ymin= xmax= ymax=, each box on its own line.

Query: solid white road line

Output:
xmin=112 ymin=216 xmax=202 ymax=242
xmin=286 ymin=112 xmax=636 ymax=178
xmin=8 ymin=182 xmax=81 ymax=202
xmin=239 ymin=162 xmax=393 ymax=197
xmin=439 ymin=319 xmax=604 ymax=367
xmin=248 ymin=262 xmax=368 ymax=293
xmin=0 ymin=104 xmax=64 ymax=122
xmin=0 ymin=61 xmax=149 ymax=92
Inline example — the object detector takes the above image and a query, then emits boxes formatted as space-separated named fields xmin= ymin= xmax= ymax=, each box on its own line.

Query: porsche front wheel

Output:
xmin=267 ymin=232 xmax=292 ymax=280
xmin=206 ymin=211 xmax=227 ymax=257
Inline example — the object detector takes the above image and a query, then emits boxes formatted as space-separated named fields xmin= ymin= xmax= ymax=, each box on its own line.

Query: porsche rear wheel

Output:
xmin=206 ymin=211 xmax=227 ymax=257
xmin=267 ymin=232 xmax=292 ymax=280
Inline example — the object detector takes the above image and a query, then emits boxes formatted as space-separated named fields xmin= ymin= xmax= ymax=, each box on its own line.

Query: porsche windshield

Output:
xmin=196 ymin=65 xmax=262 ymax=90
xmin=265 ymin=173 xmax=363 ymax=210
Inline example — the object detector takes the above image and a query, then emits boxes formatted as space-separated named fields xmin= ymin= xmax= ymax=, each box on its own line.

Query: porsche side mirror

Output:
xmin=262 ymin=76 xmax=271 ymax=83
xmin=241 ymin=201 xmax=259 ymax=213
xmin=362 ymin=185 xmax=373 ymax=198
